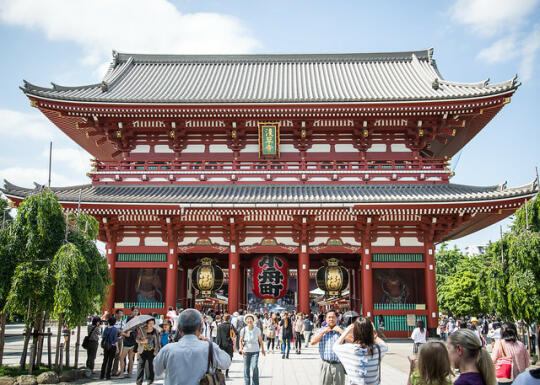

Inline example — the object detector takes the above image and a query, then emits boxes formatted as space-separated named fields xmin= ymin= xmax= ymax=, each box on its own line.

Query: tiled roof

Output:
xmin=21 ymin=49 xmax=519 ymax=104
xmin=2 ymin=180 xmax=536 ymax=206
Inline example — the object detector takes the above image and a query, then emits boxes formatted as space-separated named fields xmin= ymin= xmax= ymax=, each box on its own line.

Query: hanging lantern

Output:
xmin=252 ymin=255 xmax=288 ymax=303
xmin=191 ymin=258 xmax=224 ymax=296
xmin=316 ymin=258 xmax=349 ymax=298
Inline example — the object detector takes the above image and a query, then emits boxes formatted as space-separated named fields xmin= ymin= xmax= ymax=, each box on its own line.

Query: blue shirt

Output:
xmin=333 ymin=341 xmax=388 ymax=385
xmin=317 ymin=330 xmax=341 ymax=362
xmin=102 ymin=326 xmax=118 ymax=346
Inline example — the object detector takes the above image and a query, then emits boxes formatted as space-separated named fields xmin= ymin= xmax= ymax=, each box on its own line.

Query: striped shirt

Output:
xmin=333 ymin=341 xmax=388 ymax=385
xmin=317 ymin=330 xmax=342 ymax=362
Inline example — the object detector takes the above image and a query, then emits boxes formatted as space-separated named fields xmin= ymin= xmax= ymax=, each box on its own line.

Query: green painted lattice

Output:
xmin=116 ymin=253 xmax=167 ymax=262
xmin=122 ymin=302 xmax=165 ymax=309
xmin=372 ymin=253 xmax=424 ymax=262
xmin=374 ymin=303 xmax=421 ymax=310
xmin=375 ymin=315 xmax=427 ymax=331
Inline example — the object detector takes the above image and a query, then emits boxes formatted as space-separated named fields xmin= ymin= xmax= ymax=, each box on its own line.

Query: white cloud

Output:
xmin=0 ymin=166 xmax=86 ymax=189
xmin=0 ymin=109 xmax=56 ymax=140
xmin=0 ymin=0 xmax=260 ymax=77
xmin=41 ymin=146 xmax=92 ymax=176
xmin=477 ymin=36 xmax=520 ymax=64
xmin=450 ymin=0 xmax=540 ymax=37
xmin=520 ymin=24 xmax=540 ymax=81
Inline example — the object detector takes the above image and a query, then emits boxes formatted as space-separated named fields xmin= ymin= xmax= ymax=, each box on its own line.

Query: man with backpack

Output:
xmin=304 ymin=314 xmax=314 ymax=348
xmin=216 ymin=314 xmax=237 ymax=378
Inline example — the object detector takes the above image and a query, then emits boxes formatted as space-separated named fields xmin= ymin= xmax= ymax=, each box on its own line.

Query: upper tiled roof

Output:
xmin=2 ymin=180 xmax=536 ymax=206
xmin=21 ymin=49 xmax=519 ymax=104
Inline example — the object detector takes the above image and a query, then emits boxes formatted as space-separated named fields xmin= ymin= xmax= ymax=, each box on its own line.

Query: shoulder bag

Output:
xmin=494 ymin=341 xmax=513 ymax=379
xmin=199 ymin=341 xmax=226 ymax=385
xmin=82 ymin=325 xmax=95 ymax=350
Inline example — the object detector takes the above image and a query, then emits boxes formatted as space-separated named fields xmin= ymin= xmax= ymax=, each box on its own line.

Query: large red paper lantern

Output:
xmin=252 ymin=255 xmax=288 ymax=302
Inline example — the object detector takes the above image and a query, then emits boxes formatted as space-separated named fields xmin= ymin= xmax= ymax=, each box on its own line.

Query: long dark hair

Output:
xmin=417 ymin=319 xmax=425 ymax=333
xmin=352 ymin=317 xmax=379 ymax=357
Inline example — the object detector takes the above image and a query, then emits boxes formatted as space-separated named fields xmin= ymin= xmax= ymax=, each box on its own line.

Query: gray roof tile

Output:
xmin=2 ymin=180 xmax=537 ymax=205
xmin=21 ymin=49 xmax=519 ymax=104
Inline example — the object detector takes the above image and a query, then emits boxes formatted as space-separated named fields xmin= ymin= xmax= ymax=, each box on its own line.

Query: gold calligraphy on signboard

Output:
xmin=258 ymin=122 xmax=280 ymax=158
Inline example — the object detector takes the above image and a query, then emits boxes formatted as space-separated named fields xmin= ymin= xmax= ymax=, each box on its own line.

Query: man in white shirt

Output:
xmin=154 ymin=309 xmax=231 ymax=385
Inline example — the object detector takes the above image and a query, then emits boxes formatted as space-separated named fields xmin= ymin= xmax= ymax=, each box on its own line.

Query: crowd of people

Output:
xmin=84 ymin=307 xmax=539 ymax=385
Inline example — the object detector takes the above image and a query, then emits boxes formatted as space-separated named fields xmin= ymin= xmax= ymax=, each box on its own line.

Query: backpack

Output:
xmin=237 ymin=317 xmax=246 ymax=331
xmin=101 ymin=327 xmax=113 ymax=350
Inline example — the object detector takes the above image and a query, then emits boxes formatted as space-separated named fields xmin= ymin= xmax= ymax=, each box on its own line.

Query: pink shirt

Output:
xmin=491 ymin=340 xmax=530 ymax=378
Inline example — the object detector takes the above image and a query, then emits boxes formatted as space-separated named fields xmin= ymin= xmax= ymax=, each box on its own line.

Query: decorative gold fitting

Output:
xmin=263 ymin=299 xmax=277 ymax=304
xmin=462 ymin=121 xmax=466 ymax=127
xmin=451 ymin=129 xmax=456 ymax=136
xmin=498 ymin=209 xmax=502 ymax=214
xmin=8 ymin=201 xmax=16 ymax=208
xmin=418 ymin=129 xmax=423 ymax=137
xmin=116 ymin=130 xmax=121 ymax=138
xmin=30 ymin=100 xmax=37 ymax=108
xmin=169 ymin=130 xmax=175 ymax=138
xmin=232 ymin=130 xmax=237 ymax=139
xmin=301 ymin=129 xmax=306 ymax=138
xmin=85 ymin=131 xmax=89 ymax=138
xmin=479 ymin=109 xmax=484 ymax=115
xmin=363 ymin=129 xmax=369 ymax=137
xmin=503 ymin=97 xmax=511 ymax=104
xmin=75 ymin=122 xmax=79 ymax=129
xmin=57 ymin=111 xmax=62 ymax=117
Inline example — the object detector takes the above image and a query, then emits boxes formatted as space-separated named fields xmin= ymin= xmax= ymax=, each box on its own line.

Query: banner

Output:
xmin=258 ymin=122 xmax=280 ymax=158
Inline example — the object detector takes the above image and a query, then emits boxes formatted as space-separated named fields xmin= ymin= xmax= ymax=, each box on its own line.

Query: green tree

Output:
xmin=0 ymin=196 xmax=13 ymax=227
xmin=438 ymin=270 xmax=482 ymax=316
xmin=512 ymin=195 xmax=540 ymax=232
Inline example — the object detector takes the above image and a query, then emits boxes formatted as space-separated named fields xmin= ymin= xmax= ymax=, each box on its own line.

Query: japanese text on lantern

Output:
xmin=252 ymin=255 xmax=288 ymax=301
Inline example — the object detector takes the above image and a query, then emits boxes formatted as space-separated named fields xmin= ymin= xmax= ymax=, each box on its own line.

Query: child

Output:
xmin=408 ymin=341 xmax=453 ymax=385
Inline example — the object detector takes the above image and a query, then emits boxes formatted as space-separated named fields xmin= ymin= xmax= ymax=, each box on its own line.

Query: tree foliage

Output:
xmin=0 ymin=228 xmax=17 ymax=310
xmin=0 ymin=196 xmax=13 ymax=226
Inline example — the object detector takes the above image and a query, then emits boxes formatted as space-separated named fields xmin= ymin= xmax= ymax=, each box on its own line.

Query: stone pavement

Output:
xmin=71 ymin=343 xmax=408 ymax=385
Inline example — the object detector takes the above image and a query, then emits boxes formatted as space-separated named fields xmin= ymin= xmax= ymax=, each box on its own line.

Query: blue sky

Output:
xmin=0 ymin=0 xmax=538 ymax=251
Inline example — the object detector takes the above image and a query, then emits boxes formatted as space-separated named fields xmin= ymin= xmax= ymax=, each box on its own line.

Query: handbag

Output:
xmin=494 ymin=341 xmax=513 ymax=379
xmin=82 ymin=325 xmax=96 ymax=350
xmin=199 ymin=341 xmax=226 ymax=385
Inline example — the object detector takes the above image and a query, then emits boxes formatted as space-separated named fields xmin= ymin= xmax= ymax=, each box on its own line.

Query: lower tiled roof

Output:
xmin=2 ymin=180 xmax=537 ymax=205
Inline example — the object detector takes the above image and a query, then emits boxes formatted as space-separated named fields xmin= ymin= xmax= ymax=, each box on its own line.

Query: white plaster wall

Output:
xmin=131 ymin=145 xmax=150 ymax=153
xmin=178 ymin=237 xmax=198 ymax=246
xmin=209 ymin=237 xmax=228 ymax=246
xmin=144 ymin=237 xmax=167 ymax=246
xmin=274 ymin=237 xmax=296 ymax=245
xmin=400 ymin=237 xmax=424 ymax=246
xmin=117 ymin=237 xmax=140 ymax=246
xmin=312 ymin=236 xmax=330 ymax=245
xmin=372 ymin=237 xmax=395 ymax=246
xmin=280 ymin=144 xmax=298 ymax=153
xmin=240 ymin=237 xmax=262 ymax=246
xmin=154 ymin=145 xmax=174 ymax=153
xmin=308 ymin=144 xmax=331 ymax=152
xmin=209 ymin=144 xmax=233 ymax=153
xmin=341 ymin=237 xmax=361 ymax=246
xmin=390 ymin=143 xmax=411 ymax=152
xmin=366 ymin=144 xmax=386 ymax=152
xmin=183 ymin=144 xmax=205 ymax=153
xmin=242 ymin=144 xmax=260 ymax=152
xmin=335 ymin=144 xmax=358 ymax=152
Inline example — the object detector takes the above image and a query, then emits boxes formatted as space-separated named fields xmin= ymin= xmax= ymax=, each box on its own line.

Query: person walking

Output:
xmin=136 ymin=318 xmax=160 ymax=385
xmin=304 ymin=315 xmax=314 ymax=348
xmin=280 ymin=312 xmax=293 ymax=359
xmin=211 ymin=315 xmax=221 ymax=343
xmin=85 ymin=316 xmax=102 ymax=373
xmin=311 ymin=310 xmax=352 ymax=385
xmin=100 ymin=317 xmax=119 ymax=380
xmin=266 ymin=317 xmax=277 ymax=352
xmin=333 ymin=317 xmax=388 ymax=385
xmin=160 ymin=320 xmax=173 ymax=347
xmin=294 ymin=313 xmax=305 ymax=354
xmin=407 ymin=340 xmax=452 ymax=385
xmin=154 ymin=308 xmax=231 ymax=385
xmin=216 ymin=313 xmax=237 ymax=378
xmin=411 ymin=320 xmax=427 ymax=354
xmin=239 ymin=314 xmax=266 ymax=385
xmin=491 ymin=322 xmax=530 ymax=384
xmin=447 ymin=328 xmax=497 ymax=385
xmin=118 ymin=325 xmax=136 ymax=378
xmin=110 ymin=309 xmax=126 ymax=376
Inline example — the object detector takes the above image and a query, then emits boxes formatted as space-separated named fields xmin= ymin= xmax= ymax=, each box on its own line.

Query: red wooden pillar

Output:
xmin=355 ymin=267 xmax=362 ymax=314
xmin=298 ymin=242 xmax=310 ymax=315
xmin=424 ymin=240 xmax=438 ymax=330
xmin=165 ymin=234 xmax=178 ymax=310
xmin=361 ymin=243 xmax=373 ymax=319
xmin=179 ymin=268 xmax=187 ymax=308
xmin=105 ymin=240 xmax=116 ymax=312
xmin=239 ymin=265 xmax=246 ymax=310
xmin=228 ymin=243 xmax=240 ymax=313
